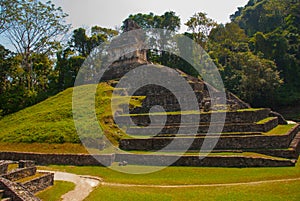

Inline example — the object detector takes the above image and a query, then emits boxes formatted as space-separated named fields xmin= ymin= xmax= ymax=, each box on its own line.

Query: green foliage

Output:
xmin=185 ymin=12 xmax=217 ymax=50
xmin=55 ymin=26 xmax=118 ymax=92
xmin=209 ymin=22 xmax=283 ymax=107
xmin=231 ymin=0 xmax=300 ymax=106
xmin=2 ymin=0 xmax=69 ymax=90
xmin=233 ymin=0 xmax=290 ymax=36
xmin=0 ymin=0 xmax=18 ymax=34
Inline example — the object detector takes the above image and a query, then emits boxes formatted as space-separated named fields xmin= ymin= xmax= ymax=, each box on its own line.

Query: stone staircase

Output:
xmin=109 ymin=67 xmax=300 ymax=167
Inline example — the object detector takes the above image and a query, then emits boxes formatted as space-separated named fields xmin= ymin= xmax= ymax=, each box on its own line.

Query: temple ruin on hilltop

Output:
xmin=103 ymin=20 xmax=300 ymax=167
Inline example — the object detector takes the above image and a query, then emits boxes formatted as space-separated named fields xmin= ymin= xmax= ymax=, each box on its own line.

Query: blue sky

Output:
xmin=52 ymin=0 xmax=249 ymax=32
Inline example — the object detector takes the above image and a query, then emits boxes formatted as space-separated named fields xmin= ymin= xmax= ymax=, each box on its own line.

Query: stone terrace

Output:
xmin=0 ymin=160 xmax=53 ymax=201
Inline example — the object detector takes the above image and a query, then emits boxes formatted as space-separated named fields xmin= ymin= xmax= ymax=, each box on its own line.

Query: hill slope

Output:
xmin=0 ymin=83 xmax=129 ymax=145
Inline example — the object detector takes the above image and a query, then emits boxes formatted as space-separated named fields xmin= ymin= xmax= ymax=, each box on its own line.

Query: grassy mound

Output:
xmin=0 ymin=83 xmax=136 ymax=145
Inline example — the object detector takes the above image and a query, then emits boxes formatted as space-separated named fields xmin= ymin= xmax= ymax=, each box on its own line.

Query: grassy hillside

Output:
xmin=0 ymin=82 xmax=136 ymax=146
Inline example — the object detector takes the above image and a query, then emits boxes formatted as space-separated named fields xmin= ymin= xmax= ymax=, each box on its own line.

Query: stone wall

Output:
xmin=0 ymin=152 xmax=115 ymax=166
xmin=1 ymin=167 xmax=36 ymax=182
xmin=19 ymin=160 xmax=35 ymax=168
xmin=0 ymin=177 xmax=40 ymax=201
xmin=120 ymin=135 xmax=289 ymax=151
xmin=115 ymin=154 xmax=295 ymax=167
xmin=120 ymin=124 xmax=299 ymax=151
xmin=0 ymin=162 xmax=8 ymax=175
xmin=22 ymin=172 xmax=54 ymax=194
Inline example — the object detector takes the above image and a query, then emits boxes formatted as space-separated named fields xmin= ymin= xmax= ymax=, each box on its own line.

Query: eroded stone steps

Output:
xmin=116 ymin=108 xmax=271 ymax=126
xmin=125 ymin=117 xmax=278 ymax=135
xmin=120 ymin=124 xmax=299 ymax=151
xmin=256 ymin=130 xmax=300 ymax=159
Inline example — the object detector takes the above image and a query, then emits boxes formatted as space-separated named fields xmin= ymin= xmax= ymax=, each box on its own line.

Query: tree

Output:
xmin=0 ymin=45 xmax=17 ymax=95
xmin=232 ymin=0 xmax=291 ymax=36
xmin=56 ymin=26 xmax=118 ymax=91
xmin=0 ymin=0 xmax=18 ymax=34
xmin=230 ymin=0 xmax=300 ymax=106
xmin=185 ymin=12 xmax=217 ymax=50
xmin=70 ymin=26 xmax=118 ymax=57
xmin=208 ymin=22 xmax=283 ymax=107
xmin=239 ymin=52 xmax=283 ymax=106
xmin=3 ymin=0 xmax=69 ymax=90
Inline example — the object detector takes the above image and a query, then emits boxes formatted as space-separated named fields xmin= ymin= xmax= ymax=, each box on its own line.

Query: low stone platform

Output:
xmin=0 ymin=160 xmax=53 ymax=201
xmin=0 ymin=153 xmax=115 ymax=166
xmin=115 ymin=153 xmax=296 ymax=167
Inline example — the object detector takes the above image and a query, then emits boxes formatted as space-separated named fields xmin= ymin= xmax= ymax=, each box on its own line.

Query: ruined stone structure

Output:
xmin=0 ymin=160 xmax=53 ymax=201
xmin=105 ymin=20 xmax=300 ymax=167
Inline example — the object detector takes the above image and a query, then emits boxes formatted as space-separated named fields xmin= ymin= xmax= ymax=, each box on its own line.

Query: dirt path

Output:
xmin=101 ymin=177 xmax=300 ymax=188
xmin=38 ymin=170 xmax=101 ymax=201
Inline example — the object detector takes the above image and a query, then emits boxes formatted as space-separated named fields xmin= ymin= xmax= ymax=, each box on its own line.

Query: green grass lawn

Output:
xmin=36 ymin=181 xmax=75 ymax=201
xmin=0 ymin=142 xmax=89 ymax=154
xmin=84 ymin=180 xmax=300 ymax=201
xmin=39 ymin=158 xmax=300 ymax=201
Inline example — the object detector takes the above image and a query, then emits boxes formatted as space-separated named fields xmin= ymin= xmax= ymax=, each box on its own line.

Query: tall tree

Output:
xmin=56 ymin=26 xmax=118 ymax=91
xmin=209 ymin=22 xmax=283 ymax=107
xmin=185 ymin=12 xmax=217 ymax=50
xmin=3 ymin=0 xmax=69 ymax=90
xmin=0 ymin=0 xmax=18 ymax=34
xmin=232 ymin=0 xmax=300 ymax=106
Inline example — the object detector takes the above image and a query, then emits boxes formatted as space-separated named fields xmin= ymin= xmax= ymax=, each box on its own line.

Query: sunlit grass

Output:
xmin=84 ymin=180 xmax=300 ymax=201
xmin=0 ymin=142 xmax=89 ymax=154
xmin=265 ymin=124 xmax=297 ymax=135
xmin=36 ymin=181 xmax=75 ymax=201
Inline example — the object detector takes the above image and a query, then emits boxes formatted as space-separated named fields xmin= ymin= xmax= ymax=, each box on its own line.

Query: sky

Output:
xmin=1 ymin=0 xmax=249 ymax=50
xmin=51 ymin=0 xmax=249 ymax=32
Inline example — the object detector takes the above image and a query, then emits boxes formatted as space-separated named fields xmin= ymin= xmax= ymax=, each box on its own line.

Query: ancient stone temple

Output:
xmin=105 ymin=20 xmax=300 ymax=167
